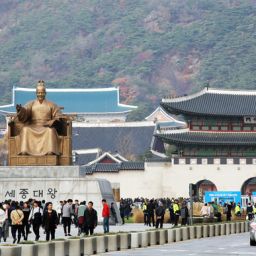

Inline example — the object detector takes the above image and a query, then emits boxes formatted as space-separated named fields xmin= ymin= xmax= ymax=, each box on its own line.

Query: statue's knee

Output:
xmin=48 ymin=127 xmax=57 ymax=135
xmin=22 ymin=127 xmax=29 ymax=135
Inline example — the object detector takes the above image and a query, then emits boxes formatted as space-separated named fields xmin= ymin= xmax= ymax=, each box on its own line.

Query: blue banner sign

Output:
xmin=204 ymin=191 xmax=241 ymax=205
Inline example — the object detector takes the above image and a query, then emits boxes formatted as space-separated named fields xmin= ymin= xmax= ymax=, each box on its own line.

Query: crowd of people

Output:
xmin=121 ymin=197 xmax=256 ymax=228
xmin=140 ymin=198 xmax=189 ymax=228
xmin=200 ymin=201 xmax=256 ymax=222
xmin=0 ymin=196 xmax=255 ymax=244
xmin=0 ymin=198 xmax=114 ymax=244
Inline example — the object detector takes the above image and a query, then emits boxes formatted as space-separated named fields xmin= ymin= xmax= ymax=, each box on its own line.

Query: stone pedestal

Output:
xmin=0 ymin=166 xmax=116 ymax=221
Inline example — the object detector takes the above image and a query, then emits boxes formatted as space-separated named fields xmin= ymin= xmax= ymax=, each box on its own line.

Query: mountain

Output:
xmin=0 ymin=0 xmax=255 ymax=120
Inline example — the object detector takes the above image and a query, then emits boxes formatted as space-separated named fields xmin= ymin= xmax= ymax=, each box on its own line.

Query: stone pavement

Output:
xmin=105 ymin=232 xmax=252 ymax=256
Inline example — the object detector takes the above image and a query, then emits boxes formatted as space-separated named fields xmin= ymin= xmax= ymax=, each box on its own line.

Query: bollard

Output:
xmin=203 ymin=225 xmax=209 ymax=238
xmin=245 ymin=221 xmax=249 ymax=232
xmin=0 ymin=245 xmax=22 ymax=256
xmin=131 ymin=232 xmax=139 ymax=248
xmin=52 ymin=240 xmax=69 ymax=256
xmin=209 ymin=225 xmax=215 ymax=237
xmin=68 ymin=238 xmax=81 ymax=256
xmin=149 ymin=230 xmax=157 ymax=246
xmin=36 ymin=242 xmax=54 ymax=256
xmin=158 ymin=229 xmax=167 ymax=245
xmin=214 ymin=224 xmax=220 ymax=236
xmin=96 ymin=235 xmax=107 ymax=253
xmin=240 ymin=222 xmax=245 ymax=233
xmin=83 ymin=237 xmax=97 ymax=255
xmin=155 ymin=230 xmax=160 ymax=245
xmin=189 ymin=226 xmax=196 ymax=239
xmin=167 ymin=228 xmax=175 ymax=243
xmin=118 ymin=233 xmax=131 ymax=250
xmin=107 ymin=234 xmax=118 ymax=252
xmin=196 ymin=226 xmax=202 ymax=239
xmin=220 ymin=224 xmax=225 ymax=235
xmin=226 ymin=223 xmax=231 ymax=235
xmin=236 ymin=222 xmax=241 ymax=233
xmin=230 ymin=223 xmax=235 ymax=234
xmin=21 ymin=244 xmax=36 ymax=256
xmin=181 ymin=227 xmax=189 ymax=241
xmin=175 ymin=228 xmax=181 ymax=242
xmin=140 ymin=232 xmax=148 ymax=247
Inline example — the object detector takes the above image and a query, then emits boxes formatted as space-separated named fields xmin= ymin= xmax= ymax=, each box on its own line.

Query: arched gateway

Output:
xmin=196 ymin=179 xmax=217 ymax=200
xmin=241 ymin=177 xmax=256 ymax=195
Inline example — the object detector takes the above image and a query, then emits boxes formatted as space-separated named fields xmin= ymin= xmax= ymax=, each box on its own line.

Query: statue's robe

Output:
xmin=15 ymin=99 xmax=61 ymax=156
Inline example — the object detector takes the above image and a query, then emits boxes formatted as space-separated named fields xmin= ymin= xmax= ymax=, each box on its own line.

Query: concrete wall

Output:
xmin=90 ymin=161 xmax=256 ymax=198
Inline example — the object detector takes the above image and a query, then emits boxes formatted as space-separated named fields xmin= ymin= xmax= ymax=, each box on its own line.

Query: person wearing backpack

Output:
xmin=29 ymin=201 xmax=43 ymax=241
xmin=10 ymin=203 xmax=24 ymax=244
xmin=77 ymin=201 xmax=86 ymax=235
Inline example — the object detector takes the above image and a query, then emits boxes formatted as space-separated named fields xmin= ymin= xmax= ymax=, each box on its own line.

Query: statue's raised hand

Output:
xmin=16 ymin=104 xmax=22 ymax=112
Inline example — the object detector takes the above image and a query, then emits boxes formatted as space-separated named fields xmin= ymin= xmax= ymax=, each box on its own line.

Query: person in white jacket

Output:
xmin=200 ymin=203 xmax=210 ymax=218
xmin=0 ymin=203 xmax=7 ymax=243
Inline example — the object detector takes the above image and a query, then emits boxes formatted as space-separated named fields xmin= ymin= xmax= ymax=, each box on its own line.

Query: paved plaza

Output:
xmin=105 ymin=232 xmax=253 ymax=256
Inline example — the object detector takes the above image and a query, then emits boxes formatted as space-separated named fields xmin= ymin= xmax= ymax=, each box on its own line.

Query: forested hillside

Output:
xmin=0 ymin=0 xmax=255 ymax=119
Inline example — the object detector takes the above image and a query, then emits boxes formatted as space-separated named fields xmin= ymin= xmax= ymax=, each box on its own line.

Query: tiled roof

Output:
xmin=94 ymin=163 xmax=121 ymax=172
xmin=73 ymin=126 xmax=155 ymax=157
xmin=157 ymin=121 xmax=185 ymax=129
xmin=161 ymin=88 xmax=256 ymax=117
xmin=75 ymin=153 xmax=98 ymax=166
xmin=151 ymin=136 xmax=166 ymax=154
xmin=120 ymin=162 xmax=144 ymax=170
xmin=80 ymin=166 xmax=94 ymax=175
xmin=0 ymin=87 xmax=136 ymax=114
xmin=80 ymin=162 xmax=145 ymax=175
xmin=156 ymin=130 xmax=256 ymax=145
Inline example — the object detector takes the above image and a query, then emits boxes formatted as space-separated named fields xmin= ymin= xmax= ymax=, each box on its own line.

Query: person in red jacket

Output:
xmin=102 ymin=199 xmax=110 ymax=233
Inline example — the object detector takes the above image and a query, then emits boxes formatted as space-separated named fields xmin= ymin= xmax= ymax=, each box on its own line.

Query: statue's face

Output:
xmin=36 ymin=86 xmax=46 ymax=102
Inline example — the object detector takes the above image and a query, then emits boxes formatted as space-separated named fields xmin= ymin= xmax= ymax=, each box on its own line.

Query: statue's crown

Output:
xmin=37 ymin=80 xmax=45 ymax=87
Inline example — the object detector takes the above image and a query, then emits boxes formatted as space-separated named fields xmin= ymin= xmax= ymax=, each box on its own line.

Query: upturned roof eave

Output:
xmin=155 ymin=132 xmax=256 ymax=146
xmin=160 ymin=103 xmax=248 ymax=118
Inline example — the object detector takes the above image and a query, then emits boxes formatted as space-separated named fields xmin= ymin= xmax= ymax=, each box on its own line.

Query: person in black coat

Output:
xmin=246 ymin=202 xmax=254 ymax=221
xmin=42 ymin=202 xmax=58 ymax=241
xmin=180 ymin=201 xmax=189 ymax=225
xmin=224 ymin=202 xmax=232 ymax=221
xmin=147 ymin=199 xmax=155 ymax=227
xmin=84 ymin=201 xmax=98 ymax=235
xmin=22 ymin=202 xmax=31 ymax=240
xmin=119 ymin=199 xmax=125 ymax=225
xmin=155 ymin=201 xmax=165 ymax=229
